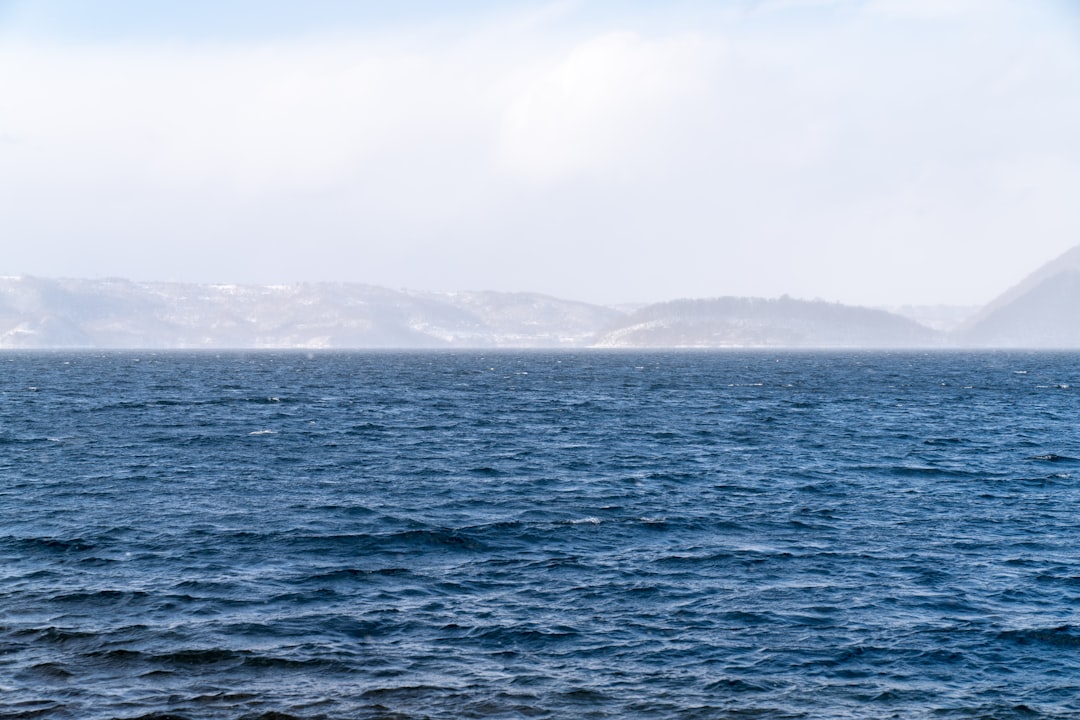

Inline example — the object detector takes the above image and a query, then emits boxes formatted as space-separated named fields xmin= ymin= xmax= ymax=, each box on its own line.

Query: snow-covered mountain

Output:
xmin=0 ymin=278 xmax=621 ymax=349
xmin=5 ymin=248 xmax=1080 ymax=350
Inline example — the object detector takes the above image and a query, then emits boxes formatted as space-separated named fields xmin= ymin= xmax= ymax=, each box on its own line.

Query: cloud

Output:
xmin=866 ymin=0 xmax=997 ymax=20
xmin=0 ymin=1 xmax=1078 ymax=305
xmin=0 ymin=41 xmax=470 ymax=193
xmin=497 ymin=30 xmax=715 ymax=181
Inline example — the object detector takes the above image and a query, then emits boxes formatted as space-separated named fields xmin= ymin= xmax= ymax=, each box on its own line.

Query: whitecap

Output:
xmin=249 ymin=429 xmax=277 ymax=436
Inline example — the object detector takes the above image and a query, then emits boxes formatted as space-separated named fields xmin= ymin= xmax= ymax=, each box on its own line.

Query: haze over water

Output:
xmin=3 ymin=350 xmax=1079 ymax=719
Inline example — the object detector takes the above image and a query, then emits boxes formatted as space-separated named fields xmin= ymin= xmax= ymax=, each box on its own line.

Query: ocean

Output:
xmin=2 ymin=350 xmax=1079 ymax=719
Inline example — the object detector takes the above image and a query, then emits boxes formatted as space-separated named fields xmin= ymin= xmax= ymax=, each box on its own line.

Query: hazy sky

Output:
xmin=1 ymin=0 xmax=1078 ymax=306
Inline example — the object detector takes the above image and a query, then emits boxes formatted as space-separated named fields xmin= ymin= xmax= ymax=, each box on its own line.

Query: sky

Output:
xmin=1 ymin=0 xmax=1078 ymax=307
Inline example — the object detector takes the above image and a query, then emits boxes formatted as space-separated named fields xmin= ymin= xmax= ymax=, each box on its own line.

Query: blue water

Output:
xmin=2 ymin=351 xmax=1080 ymax=719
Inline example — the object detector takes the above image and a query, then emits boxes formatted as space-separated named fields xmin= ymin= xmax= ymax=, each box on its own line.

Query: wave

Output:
xmin=999 ymin=625 xmax=1080 ymax=648
xmin=1028 ymin=453 xmax=1078 ymax=463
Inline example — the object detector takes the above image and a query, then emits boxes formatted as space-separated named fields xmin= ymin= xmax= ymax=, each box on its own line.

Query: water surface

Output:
xmin=2 ymin=351 xmax=1079 ymax=719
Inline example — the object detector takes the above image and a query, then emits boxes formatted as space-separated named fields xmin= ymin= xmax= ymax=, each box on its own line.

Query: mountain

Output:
xmin=955 ymin=245 xmax=1080 ymax=348
xmin=591 ymin=296 xmax=941 ymax=348
xmin=16 ymin=260 xmax=1080 ymax=350
xmin=0 ymin=277 xmax=622 ymax=349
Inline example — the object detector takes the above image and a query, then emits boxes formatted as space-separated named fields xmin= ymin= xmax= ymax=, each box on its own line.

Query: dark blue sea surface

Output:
xmin=2 ymin=351 xmax=1080 ymax=719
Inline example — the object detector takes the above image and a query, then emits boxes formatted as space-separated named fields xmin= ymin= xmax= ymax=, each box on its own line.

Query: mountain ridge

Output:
xmin=593 ymin=296 xmax=941 ymax=348
xmin=956 ymin=245 xmax=1080 ymax=347
xmin=2 ymin=247 xmax=1079 ymax=349
xmin=0 ymin=277 xmax=622 ymax=349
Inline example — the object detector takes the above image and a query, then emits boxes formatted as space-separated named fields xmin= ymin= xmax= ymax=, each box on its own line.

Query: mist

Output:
xmin=1 ymin=0 xmax=1078 ymax=306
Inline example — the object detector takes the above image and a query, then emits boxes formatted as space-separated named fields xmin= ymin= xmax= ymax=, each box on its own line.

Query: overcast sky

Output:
xmin=1 ymin=0 xmax=1078 ymax=306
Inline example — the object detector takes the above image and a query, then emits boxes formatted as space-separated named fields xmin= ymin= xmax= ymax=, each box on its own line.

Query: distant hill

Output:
xmin=955 ymin=245 xmax=1080 ymax=348
xmin=12 ymin=257 xmax=1080 ymax=350
xmin=591 ymin=296 xmax=941 ymax=348
xmin=0 ymin=277 xmax=621 ymax=349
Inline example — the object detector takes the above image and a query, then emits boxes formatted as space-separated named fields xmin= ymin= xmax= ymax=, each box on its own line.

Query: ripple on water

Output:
xmin=2 ymin=351 xmax=1080 ymax=719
